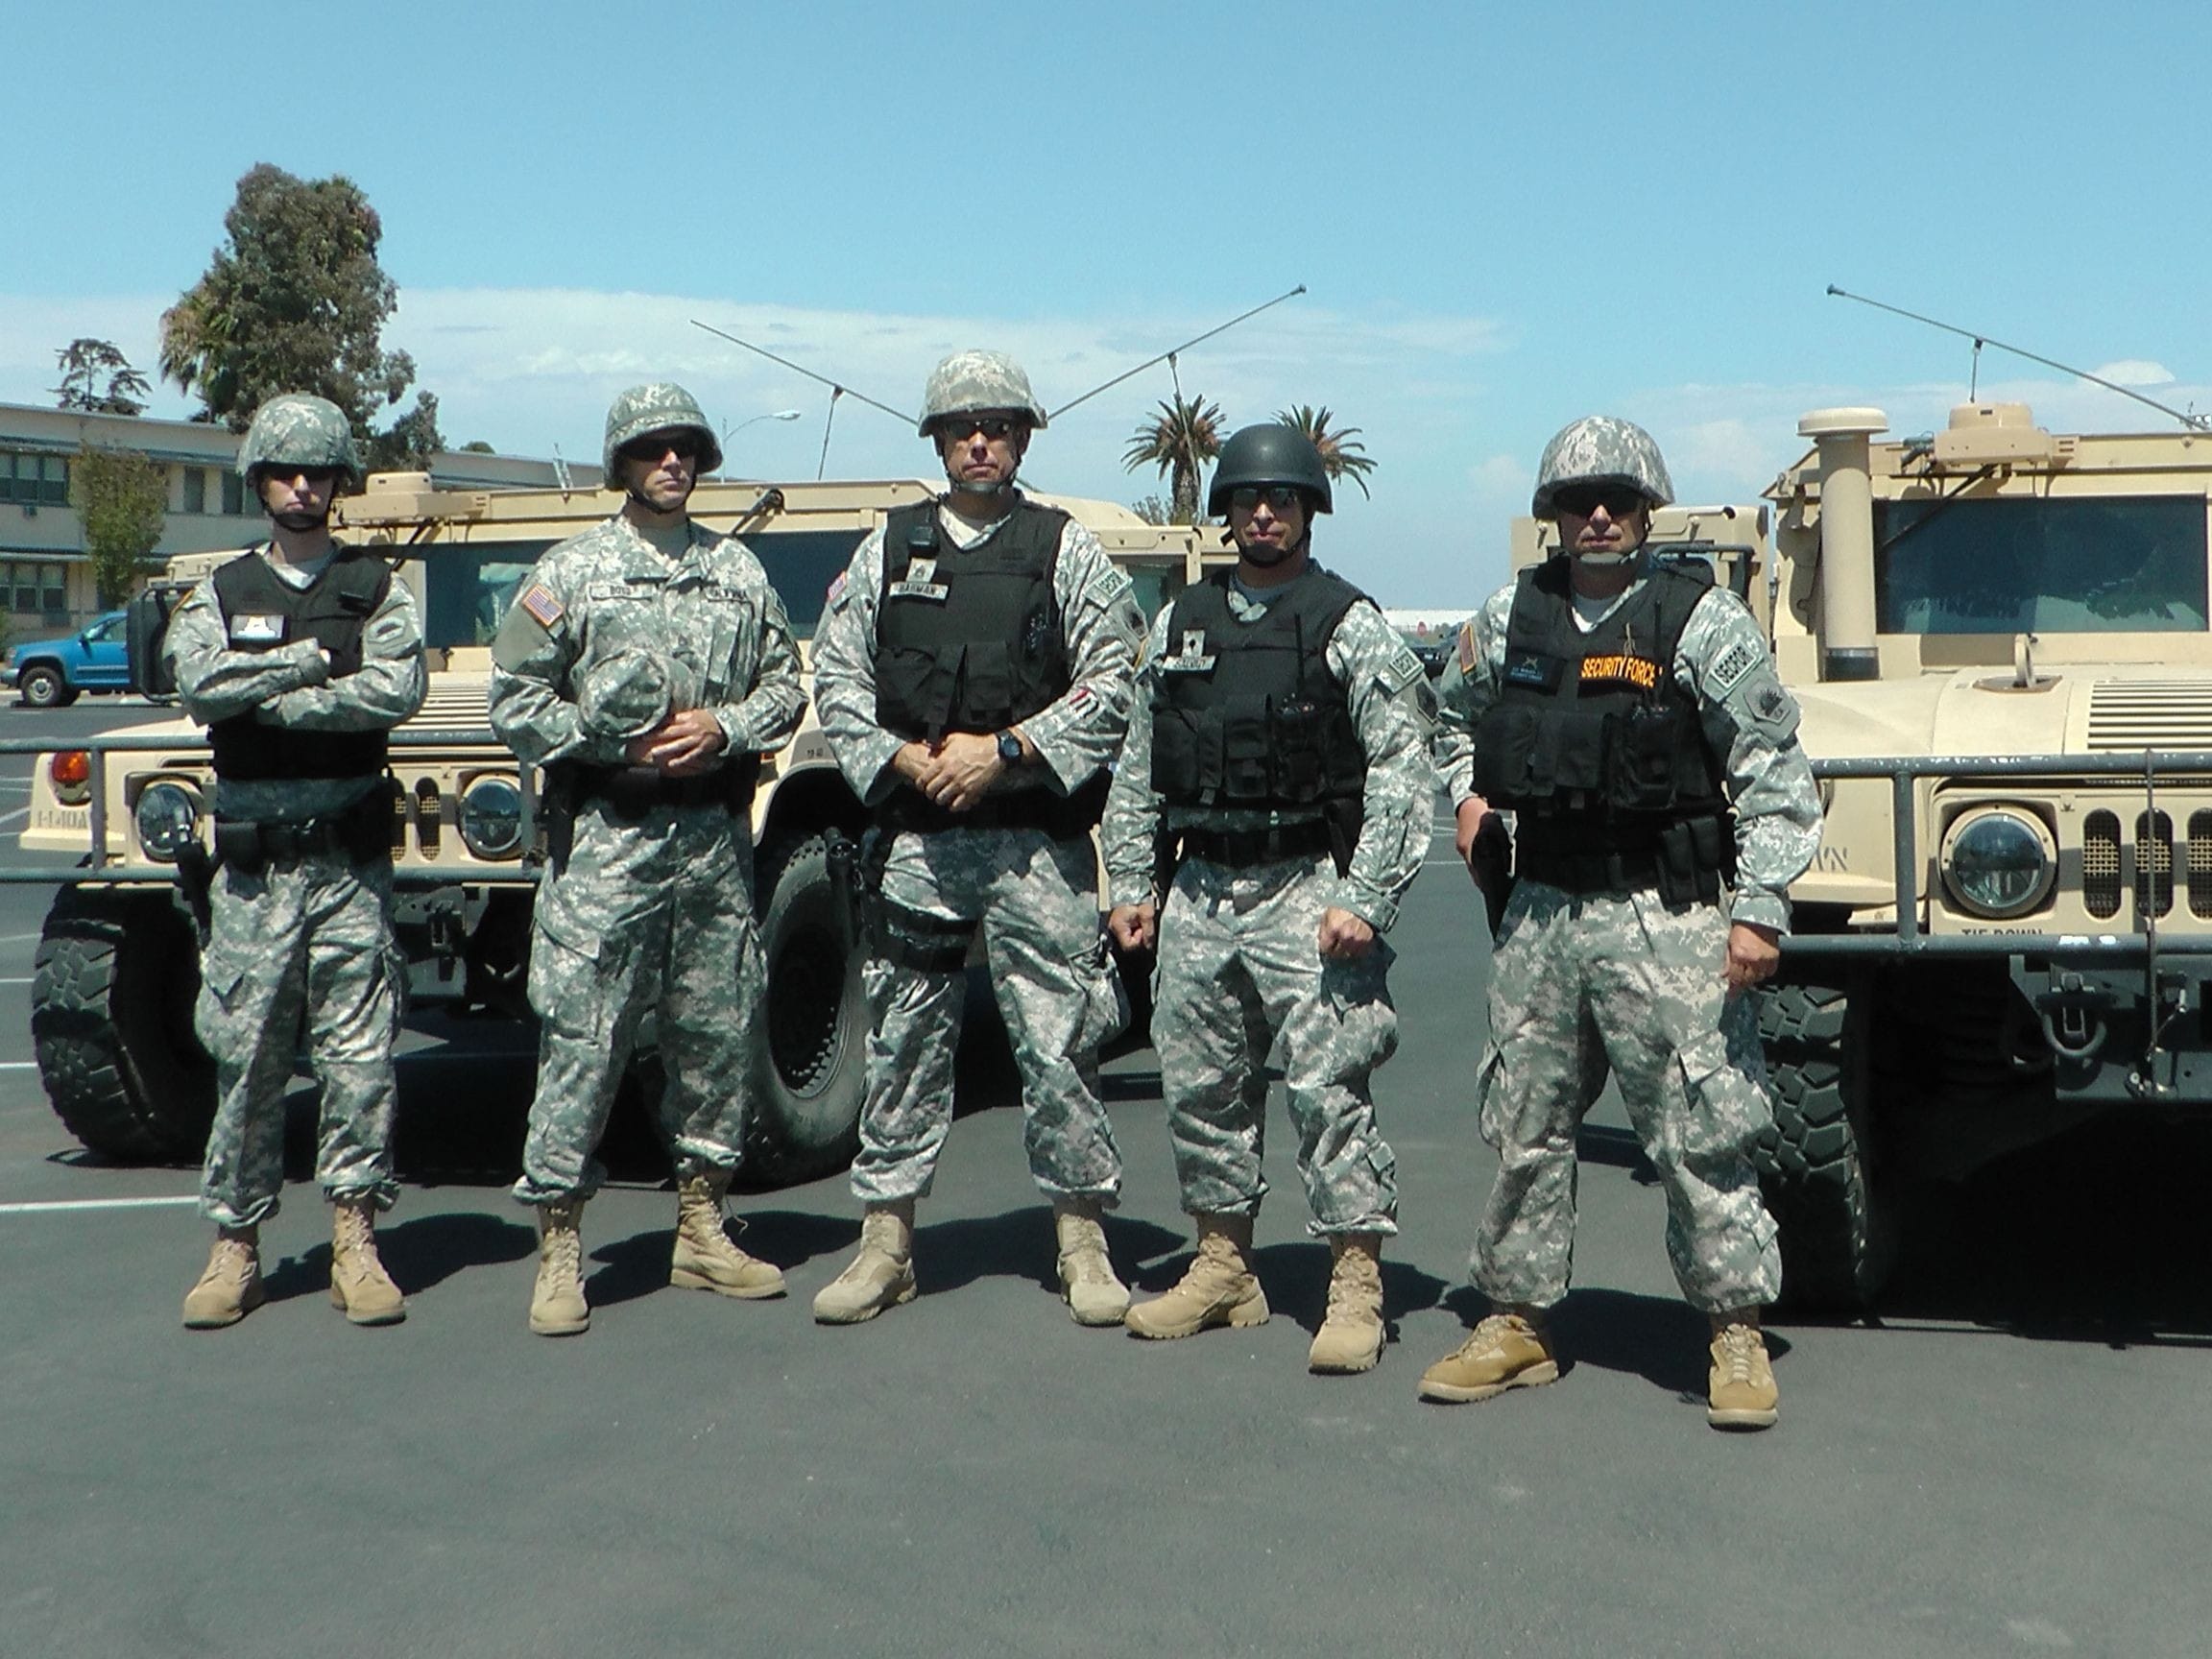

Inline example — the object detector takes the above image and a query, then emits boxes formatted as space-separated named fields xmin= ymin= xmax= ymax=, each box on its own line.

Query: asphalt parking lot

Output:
xmin=1 ymin=700 xmax=2208 ymax=1658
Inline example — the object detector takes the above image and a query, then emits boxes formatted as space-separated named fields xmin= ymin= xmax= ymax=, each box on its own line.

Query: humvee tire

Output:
xmin=33 ymin=887 xmax=216 ymax=1161
xmin=747 ymin=830 xmax=868 ymax=1182
xmin=1754 ymin=976 xmax=1897 ymax=1311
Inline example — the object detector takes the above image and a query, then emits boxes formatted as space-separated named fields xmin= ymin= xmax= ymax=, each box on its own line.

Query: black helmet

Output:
xmin=1207 ymin=423 xmax=1333 ymax=517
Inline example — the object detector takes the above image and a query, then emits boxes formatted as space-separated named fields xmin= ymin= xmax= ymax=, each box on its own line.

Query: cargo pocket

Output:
xmin=1318 ymin=941 xmax=1398 ymax=1083
xmin=1666 ymin=1028 xmax=1767 ymax=1174
xmin=194 ymin=960 xmax=249 ymax=1052
xmin=527 ymin=902 xmax=625 ymax=1041
xmin=1070 ymin=931 xmax=1129 ymax=1053
xmin=1472 ymin=1040 xmax=1512 ymax=1149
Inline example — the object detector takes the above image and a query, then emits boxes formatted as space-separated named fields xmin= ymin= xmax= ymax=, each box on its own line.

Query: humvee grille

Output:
xmin=2192 ymin=811 xmax=2212 ymax=918
xmin=2135 ymin=810 xmax=2175 ymax=917
xmin=2087 ymin=682 xmax=2212 ymax=751
xmin=2084 ymin=810 xmax=2122 ymax=918
xmin=415 ymin=780 xmax=443 ymax=855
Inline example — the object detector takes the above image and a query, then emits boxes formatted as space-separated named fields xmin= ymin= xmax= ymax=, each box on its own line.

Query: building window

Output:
xmin=181 ymin=468 xmax=206 ymax=515
xmin=222 ymin=470 xmax=245 ymax=515
xmin=2 ymin=561 xmax=68 ymax=614
xmin=0 ymin=452 xmax=69 ymax=507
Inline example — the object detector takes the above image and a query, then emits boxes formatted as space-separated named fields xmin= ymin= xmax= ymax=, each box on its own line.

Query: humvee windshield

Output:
xmin=420 ymin=531 xmax=1191 ymax=653
xmin=1874 ymin=495 xmax=2208 ymax=634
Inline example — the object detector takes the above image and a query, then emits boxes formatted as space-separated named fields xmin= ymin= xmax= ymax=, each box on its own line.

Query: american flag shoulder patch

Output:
xmin=1455 ymin=620 xmax=1478 ymax=674
xmin=519 ymin=583 xmax=565 ymax=629
xmin=826 ymin=571 xmax=849 ymax=610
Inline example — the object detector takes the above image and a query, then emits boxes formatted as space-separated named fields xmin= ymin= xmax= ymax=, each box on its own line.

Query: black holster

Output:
xmin=1467 ymin=811 xmax=1515 ymax=936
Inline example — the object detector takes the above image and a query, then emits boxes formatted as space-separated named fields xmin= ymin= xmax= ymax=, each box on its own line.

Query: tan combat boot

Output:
xmin=1123 ymin=1213 xmax=1269 ymax=1339
xmin=1052 ymin=1198 xmax=1130 ymax=1327
xmin=1707 ymin=1311 xmax=1779 ymax=1431
xmin=670 ymin=1174 xmax=786 ymax=1299
xmin=1307 ymin=1232 xmax=1386 ymax=1375
xmin=181 ymin=1225 xmax=266 ymax=1330
xmin=812 ymin=1200 xmax=917 ymax=1325
xmin=1417 ymin=1308 xmax=1559 ymax=1403
xmin=328 ymin=1199 xmax=407 ymax=1326
xmin=529 ymin=1200 xmax=590 ymax=1337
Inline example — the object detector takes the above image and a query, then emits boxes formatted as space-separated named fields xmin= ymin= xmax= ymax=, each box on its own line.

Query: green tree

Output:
xmin=156 ymin=164 xmax=421 ymax=454
xmin=361 ymin=391 xmax=445 ymax=475
xmin=1130 ymin=493 xmax=1171 ymax=526
xmin=1123 ymin=394 xmax=1225 ymax=525
xmin=53 ymin=340 xmax=152 ymax=417
xmin=76 ymin=445 xmax=168 ymax=607
xmin=1274 ymin=404 xmax=1378 ymax=500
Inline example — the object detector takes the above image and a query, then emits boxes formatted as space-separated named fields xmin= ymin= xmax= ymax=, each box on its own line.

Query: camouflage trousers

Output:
xmin=1471 ymin=879 xmax=1781 ymax=1314
xmin=850 ymin=824 xmax=1125 ymax=1205
xmin=195 ymin=851 xmax=404 ymax=1229
xmin=514 ymin=804 xmax=765 ymax=1206
xmin=1152 ymin=852 xmax=1400 ymax=1235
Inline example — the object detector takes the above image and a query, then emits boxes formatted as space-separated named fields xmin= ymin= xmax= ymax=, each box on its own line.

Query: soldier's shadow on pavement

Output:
xmin=1245 ymin=1241 xmax=1456 ymax=1345
xmin=580 ymin=1207 xmax=862 ymax=1309
xmin=1575 ymin=1122 xmax=1660 ymax=1186
xmin=914 ymin=1206 xmax=1189 ymax=1299
xmin=256 ymin=1212 xmax=541 ymax=1306
xmin=1435 ymin=1283 xmax=1795 ymax=1400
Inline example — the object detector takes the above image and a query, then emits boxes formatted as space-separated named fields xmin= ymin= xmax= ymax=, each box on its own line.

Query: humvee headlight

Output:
xmin=1942 ymin=808 xmax=2055 ymax=918
xmin=457 ymin=775 xmax=524 ymax=859
xmin=133 ymin=780 xmax=202 ymax=863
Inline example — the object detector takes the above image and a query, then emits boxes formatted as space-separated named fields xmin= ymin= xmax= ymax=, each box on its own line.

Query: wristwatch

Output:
xmin=996 ymin=730 xmax=1024 ymax=766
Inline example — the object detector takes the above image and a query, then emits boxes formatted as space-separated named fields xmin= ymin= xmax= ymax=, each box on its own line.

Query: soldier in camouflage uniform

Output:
xmin=1106 ymin=425 xmax=1434 ymax=1376
xmin=1420 ymin=416 xmax=1821 ymax=1431
xmin=172 ymin=393 xmax=427 ymax=1331
xmin=490 ymin=383 xmax=805 ymax=1336
xmin=809 ymin=349 xmax=1142 ymax=1327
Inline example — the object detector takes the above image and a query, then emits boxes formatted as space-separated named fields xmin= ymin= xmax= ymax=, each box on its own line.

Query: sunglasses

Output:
xmin=940 ymin=416 xmax=1022 ymax=443
xmin=620 ymin=434 xmax=703 ymax=465
xmin=1551 ymin=483 xmax=1647 ymax=518
xmin=1230 ymin=486 xmax=1306 ymax=513
xmin=264 ymin=466 xmax=343 ymax=488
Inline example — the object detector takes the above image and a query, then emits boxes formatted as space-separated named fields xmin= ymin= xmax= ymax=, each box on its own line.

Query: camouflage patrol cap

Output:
xmin=603 ymin=383 xmax=723 ymax=476
xmin=1530 ymin=416 xmax=1673 ymax=516
xmin=237 ymin=394 xmax=362 ymax=487
xmin=918 ymin=350 xmax=1047 ymax=437
xmin=575 ymin=649 xmax=673 ymax=741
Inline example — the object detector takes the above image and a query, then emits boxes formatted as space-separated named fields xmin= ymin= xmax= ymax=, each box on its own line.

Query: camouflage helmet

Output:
xmin=236 ymin=393 xmax=362 ymax=488
xmin=1208 ymin=423 xmax=1334 ymax=516
xmin=1530 ymin=415 xmax=1673 ymax=516
xmin=575 ymin=649 xmax=673 ymax=741
xmin=918 ymin=350 xmax=1047 ymax=437
xmin=603 ymin=383 xmax=723 ymax=477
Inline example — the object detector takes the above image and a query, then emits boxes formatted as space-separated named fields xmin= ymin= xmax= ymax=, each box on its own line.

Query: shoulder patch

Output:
xmin=1455 ymin=619 xmax=1478 ymax=675
xmin=1738 ymin=670 xmax=1802 ymax=743
xmin=826 ymin=570 xmax=850 ymax=612
xmin=1379 ymin=646 xmax=1425 ymax=696
xmin=1086 ymin=565 xmax=1134 ymax=607
xmin=1707 ymin=636 xmax=1760 ymax=695
xmin=518 ymin=583 xmax=565 ymax=630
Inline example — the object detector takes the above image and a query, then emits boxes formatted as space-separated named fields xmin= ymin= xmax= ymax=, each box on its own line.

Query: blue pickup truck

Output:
xmin=2 ymin=611 xmax=131 ymax=709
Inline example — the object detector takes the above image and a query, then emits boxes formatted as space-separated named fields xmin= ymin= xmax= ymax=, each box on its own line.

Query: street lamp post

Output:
xmin=719 ymin=409 xmax=803 ymax=470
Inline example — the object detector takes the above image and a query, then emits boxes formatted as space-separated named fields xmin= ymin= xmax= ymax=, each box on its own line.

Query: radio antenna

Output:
xmin=1827 ymin=284 xmax=2208 ymax=431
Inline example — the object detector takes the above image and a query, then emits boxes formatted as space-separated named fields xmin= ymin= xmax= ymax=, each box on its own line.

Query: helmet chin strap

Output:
xmin=1573 ymin=548 xmax=1639 ymax=569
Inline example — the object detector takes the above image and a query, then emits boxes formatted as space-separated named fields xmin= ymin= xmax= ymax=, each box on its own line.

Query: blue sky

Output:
xmin=5 ymin=0 xmax=2207 ymax=604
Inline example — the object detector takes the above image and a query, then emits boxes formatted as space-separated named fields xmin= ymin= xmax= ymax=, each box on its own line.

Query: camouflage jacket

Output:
xmin=488 ymin=513 xmax=805 ymax=770
xmin=811 ymin=496 xmax=1142 ymax=805
xmin=1432 ymin=564 xmax=1821 ymax=933
xmin=166 ymin=541 xmax=426 ymax=823
xmin=1102 ymin=574 xmax=1437 ymax=932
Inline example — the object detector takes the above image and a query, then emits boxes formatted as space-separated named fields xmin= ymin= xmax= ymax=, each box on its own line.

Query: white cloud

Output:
xmin=2090 ymin=359 xmax=2176 ymax=387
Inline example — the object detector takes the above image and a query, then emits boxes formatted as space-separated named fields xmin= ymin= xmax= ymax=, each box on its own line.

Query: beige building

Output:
xmin=0 ymin=401 xmax=595 ymax=633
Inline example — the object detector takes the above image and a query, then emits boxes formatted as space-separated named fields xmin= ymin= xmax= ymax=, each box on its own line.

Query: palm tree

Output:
xmin=1275 ymin=404 xmax=1378 ymax=500
xmin=1123 ymin=394 xmax=1226 ymax=524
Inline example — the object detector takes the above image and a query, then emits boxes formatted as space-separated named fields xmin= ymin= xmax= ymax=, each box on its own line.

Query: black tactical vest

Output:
xmin=206 ymin=545 xmax=393 ymax=783
xmin=1473 ymin=557 xmax=1728 ymax=857
xmin=872 ymin=499 xmax=1072 ymax=741
xmin=1151 ymin=568 xmax=1368 ymax=816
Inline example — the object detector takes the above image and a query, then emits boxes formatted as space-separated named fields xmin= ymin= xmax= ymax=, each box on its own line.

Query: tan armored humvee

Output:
xmin=1508 ymin=407 xmax=2212 ymax=1308
xmin=23 ymin=472 xmax=1230 ymax=1175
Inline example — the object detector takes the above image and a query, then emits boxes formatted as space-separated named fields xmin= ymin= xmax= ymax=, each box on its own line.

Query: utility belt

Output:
xmin=1513 ymin=813 xmax=1733 ymax=906
xmin=876 ymin=773 xmax=1106 ymax=842
xmin=553 ymin=757 xmax=759 ymax=822
xmin=1173 ymin=818 xmax=1334 ymax=870
xmin=210 ymin=788 xmax=392 ymax=876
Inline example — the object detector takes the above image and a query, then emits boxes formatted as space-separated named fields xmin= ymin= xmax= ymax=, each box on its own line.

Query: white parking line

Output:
xmin=0 ymin=976 xmax=31 ymax=984
xmin=0 ymin=808 xmax=27 ymax=826
xmin=0 ymin=1061 xmax=38 ymax=1070
xmin=0 ymin=1195 xmax=199 ymax=1215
